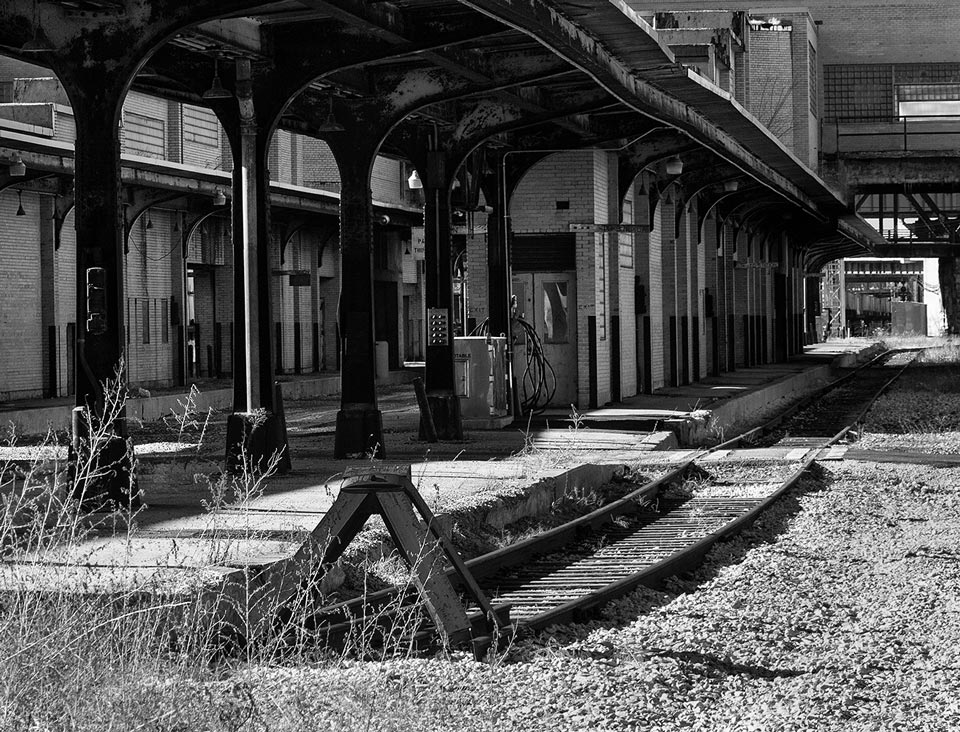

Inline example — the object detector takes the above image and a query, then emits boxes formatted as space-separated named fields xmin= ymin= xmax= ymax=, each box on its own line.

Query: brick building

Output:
xmin=0 ymin=58 xmax=423 ymax=400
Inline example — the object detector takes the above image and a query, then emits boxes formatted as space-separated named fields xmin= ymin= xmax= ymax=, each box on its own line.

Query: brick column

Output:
xmin=659 ymin=190 xmax=678 ymax=386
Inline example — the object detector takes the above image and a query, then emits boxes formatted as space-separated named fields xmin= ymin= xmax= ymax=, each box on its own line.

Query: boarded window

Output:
xmin=182 ymin=104 xmax=220 ymax=146
xmin=511 ymin=233 xmax=576 ymax=272
xmin=123 ymin=112 xmax=165 ymax=159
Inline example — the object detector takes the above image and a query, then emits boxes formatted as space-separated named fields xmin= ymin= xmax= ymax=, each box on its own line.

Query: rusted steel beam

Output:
xmin=452 ymin=0 xmax=827 ymax=218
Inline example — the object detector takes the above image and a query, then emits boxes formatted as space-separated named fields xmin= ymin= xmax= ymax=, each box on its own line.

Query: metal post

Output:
xmin=237 ymin=57 xmax=261 ymax=411
xmin=422 ymin=149 xmax=463 ymax=440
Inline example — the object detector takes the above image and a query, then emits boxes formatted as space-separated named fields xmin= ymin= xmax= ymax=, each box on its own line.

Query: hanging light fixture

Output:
xmin=407 ymin=169 xmax=423 ymax=190
xmin=15 ymin=189 xmax=25 ymax=216
xmin=145 ymin=210 xmax=154 ymax=229
xmin=20 ymin=0 xmax=53 ymax=54
xmin=201 ymin=60 xmax=232 ymax=100
xmin=9 ymin=155 xmax=25 ymax=177
xmin=665 ymin=155 xmax=683 ymax=176
xmin=723 ymin=179 xmax=740 ymax=193
xmin=316 ymin=97 xmax=345 ymax=132
xmin=213 ymin=188 xmax=227 ymax=206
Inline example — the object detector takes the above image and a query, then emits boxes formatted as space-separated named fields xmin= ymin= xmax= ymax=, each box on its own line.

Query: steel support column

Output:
xmin=221 ymin=59 xmax=291 ymax=473
xmin=329 ymin=141 xmax=384 ymax=458
xmin=68 ymin=85 xmax=134 ymax=503
xmin=420 ymin=150 xmax=463 ymax=440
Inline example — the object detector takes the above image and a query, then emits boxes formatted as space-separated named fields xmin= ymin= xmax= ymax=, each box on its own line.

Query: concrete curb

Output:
xmin=2 ymin=371 xmax=415 ymax=436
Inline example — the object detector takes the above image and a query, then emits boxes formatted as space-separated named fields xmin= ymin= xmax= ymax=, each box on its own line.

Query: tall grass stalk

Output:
xmin=0 ymin=369 xmax=495 ymax=729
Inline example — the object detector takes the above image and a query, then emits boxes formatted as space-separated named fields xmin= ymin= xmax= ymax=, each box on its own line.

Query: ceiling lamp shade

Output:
xmin=21 ymin=0 xmax=52 ymax=54
xmin=20 ymin=36 xmax=53 ymax=54
xmin=317 ymin=97 xmax=345 ymax=132
xmin=665 ymin=155 xmax=683 ymax=176
xmin=202 ymin=62 xmax=232 ymax=100
xmin=9 ymin=155 xmax=25 ymax=177
xmin=723 ymin=179 xmax=740 ymax=192
xmin=407 ymin=169 xmax=423 ymax=190
xmin=213 ymin=188 xmax=227 ymax=206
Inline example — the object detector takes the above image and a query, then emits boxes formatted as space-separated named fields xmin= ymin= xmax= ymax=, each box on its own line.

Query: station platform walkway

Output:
xmin=0 ymin=339 xmax=883 ymax=619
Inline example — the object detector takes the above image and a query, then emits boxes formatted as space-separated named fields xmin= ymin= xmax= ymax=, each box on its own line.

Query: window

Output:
xmin=823 ymin=64 xmax=893 ymax=122
xmin=123 ymin=112 xmax=166 ymax=159
xmin=542 ymin=281 xmax=569 ymax=344
xmin=808 ymin=43 xmax=818 ymax=118
xmin=897 ymin=84 xmax=960 ymax=120
xmin=142 ymin=299 xmax=151 ymax=344
xmin=161 ymin=298 xmax=169 ymax=344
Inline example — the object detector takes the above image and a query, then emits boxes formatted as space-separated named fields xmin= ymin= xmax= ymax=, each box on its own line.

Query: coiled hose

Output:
xmin=470 ymin=316 xmax=557 ymax=415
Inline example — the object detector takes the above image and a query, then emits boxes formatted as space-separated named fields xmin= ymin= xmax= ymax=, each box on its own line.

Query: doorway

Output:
xmin=512 ymin=271 xmax=578 ymax=406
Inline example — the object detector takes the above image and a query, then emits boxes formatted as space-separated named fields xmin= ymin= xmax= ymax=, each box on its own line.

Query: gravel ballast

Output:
xmin=11 ymin=343 xmax=960 ymax=730
xmin=144 ymin=456 xmax=960 ymax=731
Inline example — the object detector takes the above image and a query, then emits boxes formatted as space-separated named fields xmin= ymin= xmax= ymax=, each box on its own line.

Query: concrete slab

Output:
xmin=556 ymin=339 xmax=883 ymax=445
xmin=818 ymin=446 xmax=850 ymax=461
xmin=845 ymin=449 xmax=960 ymax=466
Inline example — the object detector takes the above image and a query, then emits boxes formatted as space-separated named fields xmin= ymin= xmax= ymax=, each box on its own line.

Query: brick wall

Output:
xmin=55 ymin=210 xmax=76 ymax=396
xmin=618 ymin=185 xmax=637 ymax=397
xmin=0 ymin=190 xmax=43 ymax=399
xmin=703 ymin=214 xmax=719 ymax=375
xmin=124 ymin=209 xmax=176 ymax=387
xmin=748 ymin=29 xmax=796 ymax=153
xmin=647 ymin=196 xmax=666 ymax=390
xmin=466 ymin=228 xmax=489 ymax=326
xmin=811 ymin=2 xmax=960 ymax=65
xmin=317 ymin=245 xmax=340 ymax=372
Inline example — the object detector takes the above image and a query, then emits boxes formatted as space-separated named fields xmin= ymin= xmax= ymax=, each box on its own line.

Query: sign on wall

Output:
xmin=749 ymin=16 xmax=792 ymax=32
xmin=411 ymin=226 xmax=426 ymax=261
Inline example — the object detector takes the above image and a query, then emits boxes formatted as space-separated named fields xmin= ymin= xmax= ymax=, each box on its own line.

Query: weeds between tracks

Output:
xmin=0 ymin=366 xmax=509 ymax=730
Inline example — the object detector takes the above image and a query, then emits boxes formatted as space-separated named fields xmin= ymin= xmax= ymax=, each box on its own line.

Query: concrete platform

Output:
xmin=0 ymin=369 xmax=417 ymax=436
xmin=536 ymin=340 xmax=883 ymax=444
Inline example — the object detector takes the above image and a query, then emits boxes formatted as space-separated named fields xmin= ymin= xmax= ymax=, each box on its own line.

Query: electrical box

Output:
xmin=453 ymin=336 xmax=510 ymax=428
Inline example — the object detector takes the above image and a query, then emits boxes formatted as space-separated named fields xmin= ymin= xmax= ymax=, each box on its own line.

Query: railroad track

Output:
xmin=311 ymin=347 xmax=923 ymax=651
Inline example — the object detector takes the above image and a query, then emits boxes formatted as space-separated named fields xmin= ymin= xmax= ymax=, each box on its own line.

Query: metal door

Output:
xmin=512 ymin=272 xmax=578 ymax=408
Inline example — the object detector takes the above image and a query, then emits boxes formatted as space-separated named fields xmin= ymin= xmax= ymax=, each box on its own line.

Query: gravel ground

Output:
xmin=121 ymin=351 xmax=960 ymax=731
xmin=12 ymin=346 xmax=960 ymax=729
xmin=145 ymin=456 xmax=960 ymax=731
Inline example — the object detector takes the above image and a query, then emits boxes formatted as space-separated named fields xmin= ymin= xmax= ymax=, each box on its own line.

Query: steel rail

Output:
xmin=511 ymin=347 xmax=923 ymax=631
xmin=311 ymin=346 xmax=924 ymax=648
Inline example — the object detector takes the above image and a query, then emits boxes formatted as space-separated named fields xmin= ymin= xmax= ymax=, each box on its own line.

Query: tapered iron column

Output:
xmin=69 ymin=84 xmax=134 ymax=503
xmin=332 ymin=145 xmax=384 ymax=458
xmin=486 ymin=160 xmax=511 ymax=341
xmin=421 ymin=151 xmax=463 ymax=440
xmin=224 ymin=58 xmax=290 ymax=473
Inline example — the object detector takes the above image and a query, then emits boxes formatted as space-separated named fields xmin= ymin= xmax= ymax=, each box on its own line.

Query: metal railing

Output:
xmin=823 ymin=114 xmax=960 ymax=154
